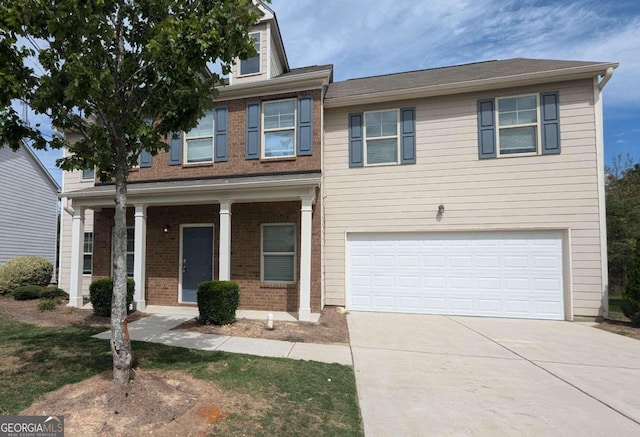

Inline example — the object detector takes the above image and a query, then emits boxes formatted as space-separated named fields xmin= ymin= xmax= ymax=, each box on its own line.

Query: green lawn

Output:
xmin=0 ymin=315 xmax=363 ymax=436
xmin=608 ymin=295 xmax=629 ymax=321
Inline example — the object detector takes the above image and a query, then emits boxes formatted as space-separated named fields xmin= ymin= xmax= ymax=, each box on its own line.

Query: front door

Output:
xmin=180 ymin=225 xmax=214 ymax=303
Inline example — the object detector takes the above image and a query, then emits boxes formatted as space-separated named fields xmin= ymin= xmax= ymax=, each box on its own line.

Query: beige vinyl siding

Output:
xmin=58 ymin=162 xmax=95 ymax=295
xmin=270 ymin=29 xmax=283 ymax=77
xmin=323 ymin=79 xmax=604 ymax=318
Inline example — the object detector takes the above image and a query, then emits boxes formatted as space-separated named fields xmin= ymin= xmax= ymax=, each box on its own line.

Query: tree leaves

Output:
xmin=0 ymin=0 xmax=262 ymax=179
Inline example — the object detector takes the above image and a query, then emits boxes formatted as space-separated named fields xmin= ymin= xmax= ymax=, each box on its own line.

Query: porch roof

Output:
xmin=63 ymin=171 xmax=321 ymax=208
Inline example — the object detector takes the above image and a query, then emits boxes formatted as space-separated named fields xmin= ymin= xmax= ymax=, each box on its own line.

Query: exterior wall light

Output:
xmin=438 ymin=204 xmax=445 ymax=214
xmin=163 ymin=225 xmax=170 ymax=233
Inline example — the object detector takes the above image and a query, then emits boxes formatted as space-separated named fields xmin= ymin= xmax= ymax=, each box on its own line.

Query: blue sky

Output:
xmin=29 ymin=0 xmax=640 ymax=184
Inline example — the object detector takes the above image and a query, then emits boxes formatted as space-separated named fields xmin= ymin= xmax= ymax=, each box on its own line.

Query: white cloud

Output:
xmin=272 ymin=0 xmax=639 ymax=107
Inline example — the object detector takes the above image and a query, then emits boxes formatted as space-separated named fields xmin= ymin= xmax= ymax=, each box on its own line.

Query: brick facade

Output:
xmin=92 ymin=197 xmax=321 ymax=313
xmin=125 ymin=89 xmax=322 ymax=183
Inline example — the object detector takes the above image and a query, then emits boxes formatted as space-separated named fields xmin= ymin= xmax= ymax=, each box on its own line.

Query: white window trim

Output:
xmin=183 ymin=111 xmax=215 ymax=164
xmin=261 ymin=98 xmax=297 ymax=159
xmin=495 ymin=93 xmax=542 ymax=158
xmin=81 ymin=168 xmax=95 ymax=181
xmin=363 ymin=108 xmax=400 ymax=166
xmin=261 ymin=223 xmax=297 ymax=284
xmin=83 ymin=232 xmax=93 ymax=275
xmin=239 ymin=31 xmax=261 ymax=77
xmin=111 ymin=226 xmax=135 ymax=278
xmin=178 ymin=224 xmax=216 ymax=304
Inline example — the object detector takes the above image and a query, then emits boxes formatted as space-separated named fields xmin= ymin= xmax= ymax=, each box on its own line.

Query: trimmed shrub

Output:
xmin=0 ymin=256 xmax=53 ymax=294
xmin=12 ymin=285 xmax=44 ymax=301
xmin=621 ymin=240 xmax=640 ymax=326
xmin=40 ymin=286 xmax=69 ymax=300
xmin=89 ymin=278 xmax=135 ymax=317
xmin=197 ymin=281 xmax=239 ymax=325
xmin=38 ymin=298 xmax=63 ymax=311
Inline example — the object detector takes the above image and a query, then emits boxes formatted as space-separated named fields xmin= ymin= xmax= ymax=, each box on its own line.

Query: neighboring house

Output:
xmin=0 ymin=142 xmax=60 ymax=270
xmin=58 ymin=2 xmax=617 ymax=321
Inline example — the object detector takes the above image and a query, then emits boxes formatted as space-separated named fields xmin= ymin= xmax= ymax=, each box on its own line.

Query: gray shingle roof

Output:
xmin=326 ymin=58 xmax=616 ymax=100
xmin=277 ymin=64 xmax=334 ymax=79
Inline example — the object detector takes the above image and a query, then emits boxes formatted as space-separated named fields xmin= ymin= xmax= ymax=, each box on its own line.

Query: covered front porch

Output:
xmin=63 ymin=173 xmax=321 ymax=321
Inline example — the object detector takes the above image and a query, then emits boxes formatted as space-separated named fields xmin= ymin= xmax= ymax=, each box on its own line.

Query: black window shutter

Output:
xmin=349 ymin=113 xmax=364 ymax=167
xmin=540 ymin=91 xmax=561 ymax=155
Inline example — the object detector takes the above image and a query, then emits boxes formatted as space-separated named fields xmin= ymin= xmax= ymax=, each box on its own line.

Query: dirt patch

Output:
xmin=597 ymin=319 xmax=640 ymax=340
xmin=0 ymin=296 xmax=349 ymax=344
xmin=0 ymin=297 xmax=147 ymax=328
xmin=173 ymin=306 xmax=349 ymax=344
xmin=22 ymin=369 xmax=266 ymax=437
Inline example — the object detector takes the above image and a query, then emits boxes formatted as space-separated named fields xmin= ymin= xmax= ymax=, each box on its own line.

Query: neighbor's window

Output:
xmin=365 ymin=109 xmax=399 ymax=165
xmin=83 ymin=232 xmax=93 ymax=274
xmin=82 ymin=167 xmax=95 ymax=180
xmin=240 ymin=32 xmax=260 ymax=75
xmin=111 ymin=227 xmax=135 ymax=277
xmin=263 ymin=99 xmax=296 ymax=158
xmin=184 ymin=110 xmax=214 ymax=163
xmin=262 ymin=224 xmax=296 ymax=282
xmin=497 ymin=95 xmax=538 ymax=155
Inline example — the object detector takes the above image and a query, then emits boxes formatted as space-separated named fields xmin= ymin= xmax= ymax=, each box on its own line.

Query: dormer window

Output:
xmin=240 ymin=32 xmax=261 ymax=76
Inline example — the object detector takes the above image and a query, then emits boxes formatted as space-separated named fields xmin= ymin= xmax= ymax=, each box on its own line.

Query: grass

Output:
xmin=608 ymin=294 xmax=629 ymax=321
xmin=0 ymin=315 xmax=363 ymax=436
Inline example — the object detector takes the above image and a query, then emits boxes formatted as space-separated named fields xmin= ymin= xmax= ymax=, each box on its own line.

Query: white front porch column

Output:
xmin=133 ymin=205 xmax=147 ymax=310
xmin=299 ymin=197 xmax=313 ymax=321
xmin=219 ymin=201 xmax=232 ymax=281
xmin=68 ymin=206 xmax=85 ymax=308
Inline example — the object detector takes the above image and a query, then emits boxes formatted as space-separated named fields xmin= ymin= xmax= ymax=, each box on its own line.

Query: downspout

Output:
xmin=62 ymin=197 xmax=74 ymax=216
xmin=594 ymin=68 xmax=614 ymax=318
xmin=598 ymin=67 xmax=614 ymax=90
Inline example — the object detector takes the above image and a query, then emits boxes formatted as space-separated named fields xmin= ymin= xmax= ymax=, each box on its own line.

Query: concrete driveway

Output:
xmin=348 ymin=313 xmax=640 ymax=436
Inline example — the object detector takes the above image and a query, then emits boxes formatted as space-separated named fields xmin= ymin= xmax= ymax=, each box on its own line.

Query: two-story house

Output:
xmin=59 ymin=2 xmax=617 ymax=322
xmin=59 ymin=3 xmax=330 ymax=321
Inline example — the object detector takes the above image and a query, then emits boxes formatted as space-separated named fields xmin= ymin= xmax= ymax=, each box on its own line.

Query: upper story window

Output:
xmin=82 ymin=168 xmax=94 ymax=180
xmin=365 ymin=110 xmax=399 ymax=165
xmin=348 ymin=108 xmax=416 ymax=168
xmin=240 ymin=32 xmax=260 ymax=76
xmin=478 ymin=91 xmax=560 ymax=159
xmin=263 ymin=99 xmax=296 ymax=158
xmin=497 ymin=95 xmax=538 ymax=155
xmin=184 ymin=110 xmax=214 ymax=163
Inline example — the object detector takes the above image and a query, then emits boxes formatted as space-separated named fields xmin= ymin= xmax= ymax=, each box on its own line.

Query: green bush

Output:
xmin=0 ymin=256 xmax=53 ymax=294
xmin=38 ymin=298 xmax=63 ymax=311
xmin=89 ymin=278 xmax=135 ymax=317
xmin=12 ymin=285 xmax=44 ymax=301
xmin=197 ymin=281 xmax=239 ymax=325
xmin=621 ymin=241 xmax=640 ymax=326
xmin=40 ymin=286 xmax=69 ymax=300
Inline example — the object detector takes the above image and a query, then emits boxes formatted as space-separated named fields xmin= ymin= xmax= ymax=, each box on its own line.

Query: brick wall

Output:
xmin=125 ymin=89 xmax=322 ymax=183
xmin=92 ymin=197 xmax=321 ymax=313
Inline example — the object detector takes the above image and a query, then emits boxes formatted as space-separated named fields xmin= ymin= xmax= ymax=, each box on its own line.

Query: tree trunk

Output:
xmin=111 ymin=149 xmax=132 ymax=385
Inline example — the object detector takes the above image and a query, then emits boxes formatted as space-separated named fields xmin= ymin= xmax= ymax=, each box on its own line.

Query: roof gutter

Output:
xmin=598 ymin=67 xmax=614 ymax=90
xmin=217 ymin=69 xmax=332 ymax=101
xmin=325 ymin=63 xmax=619 ymax=108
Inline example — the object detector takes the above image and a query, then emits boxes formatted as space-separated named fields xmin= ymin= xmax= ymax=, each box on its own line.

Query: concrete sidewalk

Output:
xmin=93 ymin=314 xmax=352 ymax=366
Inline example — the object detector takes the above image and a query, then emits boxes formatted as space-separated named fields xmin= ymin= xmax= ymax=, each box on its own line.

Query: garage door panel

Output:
xmin=348 ymin=231 xmax=564 ymax=320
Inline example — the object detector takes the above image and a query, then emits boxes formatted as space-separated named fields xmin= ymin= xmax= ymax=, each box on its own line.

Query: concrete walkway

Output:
xmin=93 ymin=314 xmax=352 ymax=366
xmin=349 ymin=312 xmax=640 ymax=437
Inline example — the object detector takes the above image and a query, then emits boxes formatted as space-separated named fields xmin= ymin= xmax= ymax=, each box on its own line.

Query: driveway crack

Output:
xmin=446 ymin=316 xmax=640 ymax=428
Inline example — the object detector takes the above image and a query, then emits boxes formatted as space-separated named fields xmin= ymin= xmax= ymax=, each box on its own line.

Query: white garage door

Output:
xmin=348 ymin=231 xmax=565 ymax=320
